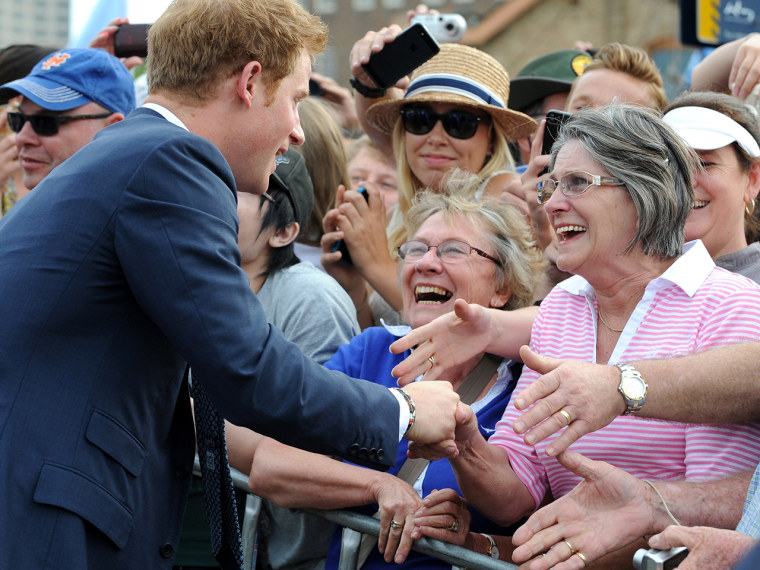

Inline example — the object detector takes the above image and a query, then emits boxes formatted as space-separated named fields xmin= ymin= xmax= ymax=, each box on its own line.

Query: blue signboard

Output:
xmin=682 ymin=0 xmax=760 ymax=46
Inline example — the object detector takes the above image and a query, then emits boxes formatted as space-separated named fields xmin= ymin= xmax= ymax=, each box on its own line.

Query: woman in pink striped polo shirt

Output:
xmin=405 ymin=104 xmax=760 ymax=567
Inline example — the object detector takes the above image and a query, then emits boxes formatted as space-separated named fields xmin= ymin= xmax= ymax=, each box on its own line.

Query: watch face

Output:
xmin=622 ymin=376 xmax=646 ymax=399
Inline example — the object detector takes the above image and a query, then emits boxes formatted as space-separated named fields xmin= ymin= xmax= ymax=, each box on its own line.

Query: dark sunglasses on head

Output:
xmin=7 ymin=111 xmax=112 ymax=137
xmin=400 ymin=107 xmax=491 ymax=140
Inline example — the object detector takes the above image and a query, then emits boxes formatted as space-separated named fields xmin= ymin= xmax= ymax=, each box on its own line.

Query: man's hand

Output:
xmin=512 ymin=451 xmax=656 ymax=569
xmin=512 ymin=347 xmax=622 ymax=456
xmin=405 ymin=398 xmax=474 ymax=461
xmin=390 ymin=300 xmax=493 ymax=384
xmin=648 ymin=526 xmax=757 ymax=570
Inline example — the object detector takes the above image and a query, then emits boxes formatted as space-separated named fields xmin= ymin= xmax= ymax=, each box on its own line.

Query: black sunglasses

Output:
xmin=400 ymin=107 xmax=491 ymax=139
xmin=7 ymin=111 xmax=112 ymax=137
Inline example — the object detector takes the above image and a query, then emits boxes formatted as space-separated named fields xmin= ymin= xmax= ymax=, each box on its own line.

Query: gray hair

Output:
xmin=550 ymin=104 xmax=697 ymax=259
xmin=403 ymin=171 xmax=545 ymax=310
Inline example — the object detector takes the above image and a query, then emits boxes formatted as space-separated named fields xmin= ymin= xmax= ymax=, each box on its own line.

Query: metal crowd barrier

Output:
xmin=193 ymin=458 xmax=517 ymax=570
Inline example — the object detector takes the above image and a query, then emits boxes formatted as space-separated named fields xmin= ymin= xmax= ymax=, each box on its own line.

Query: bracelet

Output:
xmin=350 ymin=77 xmax=387 ymax=99
xmin=392 ymin=388 xmax=416 ymax=436
xmin=644 ymin=479 xmax=681 ymax=526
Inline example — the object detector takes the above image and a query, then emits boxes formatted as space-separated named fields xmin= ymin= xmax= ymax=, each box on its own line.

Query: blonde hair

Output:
xmin=147 ymin=0 xmax=327 ymax=103
xmin=294 ymin=97 xmax=350 ymax=246
xmin=404 ymin=171 xmax=544 ymax=310
xmin=386 ymin=119 xmax=516 ymax=253
xmin=575 ymin=42 xmax=668 ymax=111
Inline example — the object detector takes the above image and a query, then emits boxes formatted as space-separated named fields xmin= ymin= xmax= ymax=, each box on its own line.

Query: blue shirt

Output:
xmin=323 ymin=326 xmax=522 ymax=569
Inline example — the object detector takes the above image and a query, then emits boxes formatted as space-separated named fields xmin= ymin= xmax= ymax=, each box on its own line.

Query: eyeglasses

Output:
xmin=397 ymin=239 xmax=500 ymax=265
xmin=7 ymin=111 xmax=112 ymax=136
xmin=400 ymin=107 xmax=491 ymax=140
xmin=536 ymin=170 xmax=625 ymax=204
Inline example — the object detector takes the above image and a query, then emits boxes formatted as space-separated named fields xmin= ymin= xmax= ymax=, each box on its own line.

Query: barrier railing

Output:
xmin=193 ymin=459 xmax=517 ymax=569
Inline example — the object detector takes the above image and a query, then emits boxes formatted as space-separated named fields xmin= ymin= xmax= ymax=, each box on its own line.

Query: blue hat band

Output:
xmin=404 ymin=73 xmax=506 ymax=108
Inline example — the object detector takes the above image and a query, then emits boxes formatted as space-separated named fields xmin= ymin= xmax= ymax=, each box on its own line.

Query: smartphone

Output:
xmin=308 ymin=78 xmax=324 ymax=97
xmin=113 ymin=24 xmax=151 ymax=59
xmin=362 ymin=24 xmax=440 ymax=90
xmin=331 ymin=187 xmax=369 ymax=266
xmin=632 ymin=547 xmax=688 ymax=570
xmin=541 ymin=109 xmax=573 ymax=156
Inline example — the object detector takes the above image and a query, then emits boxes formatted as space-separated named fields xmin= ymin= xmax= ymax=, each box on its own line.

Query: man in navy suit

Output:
xmin=0 ymin=1 xmax=462 ymax=568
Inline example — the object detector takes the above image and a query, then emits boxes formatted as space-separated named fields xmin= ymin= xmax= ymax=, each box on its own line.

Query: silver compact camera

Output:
xmin=410 ymin=14 xmax=466 ymax=43
xmin=633 ymin=546 xmax=688 ymax=570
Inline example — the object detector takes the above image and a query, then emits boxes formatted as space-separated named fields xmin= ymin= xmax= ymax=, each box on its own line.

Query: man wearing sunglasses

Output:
xmin=0 ymin=48 xmax=135 ymax=191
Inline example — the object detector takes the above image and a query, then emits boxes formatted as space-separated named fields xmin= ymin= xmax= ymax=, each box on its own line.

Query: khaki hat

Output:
xmin=365 ymin=44 xmax=536 ymax=141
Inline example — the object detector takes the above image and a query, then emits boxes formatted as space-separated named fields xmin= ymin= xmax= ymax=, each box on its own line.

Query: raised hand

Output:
xmin=512 ymin=451 xmax=655 ymax=569
xmin=390 ymin=299 xmax=494 ymax=384
xmin=512 ymin=346 xmax=622 ymax=456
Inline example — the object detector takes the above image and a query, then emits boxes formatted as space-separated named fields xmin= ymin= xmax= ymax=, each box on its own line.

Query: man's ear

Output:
xmin=236 ymin=60 xmax=263 ymax=109
xmin=105 ymin=113 xmax=125 ymax=126
xmin=268 ymin=222 xmax=299 ymax=249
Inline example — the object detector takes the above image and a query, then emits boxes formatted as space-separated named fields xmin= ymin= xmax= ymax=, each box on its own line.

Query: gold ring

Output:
xmin=575 ymin=551 xmax=589 ymax=567
xmin=564 ymin=539 xmax=577 ymax=555
xmin=447 ymin=518 xmax=459 ymax=532
xmin=428 ymin=355 xmax=435 ymax=368
xmin=390 ymin=519 xmax=403 ymax=530
xmin=558 ymin=409 xmax=572 ymax=426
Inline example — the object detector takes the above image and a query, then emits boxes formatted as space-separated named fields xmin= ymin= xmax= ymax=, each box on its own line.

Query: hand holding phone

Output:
xmin=362 ymin=24 xmax=440 ymax=90
xmin=331 ymin=187 xmax=370 ymax=266
xmin=113 ymin=24 xmax=151 ymax=59
xmin=541 ymin=110 xmax=573 ymax=156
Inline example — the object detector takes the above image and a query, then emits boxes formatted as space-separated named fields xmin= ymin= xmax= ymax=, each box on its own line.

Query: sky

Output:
xmin=69 ymin=0 xmax=172 ymax=47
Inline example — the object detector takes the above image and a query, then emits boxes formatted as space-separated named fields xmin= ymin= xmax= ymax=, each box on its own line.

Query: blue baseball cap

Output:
xmin=0 ymin=48 xmax=135 ymax=116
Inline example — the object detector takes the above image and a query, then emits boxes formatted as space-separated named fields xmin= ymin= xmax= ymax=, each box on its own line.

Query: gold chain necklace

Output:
xmin=598 ymin=308 xmax=624 ymax=333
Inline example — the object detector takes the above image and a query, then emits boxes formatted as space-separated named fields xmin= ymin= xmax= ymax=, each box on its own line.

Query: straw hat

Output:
xmin=366 ymin=43 xmax=537 ymax=141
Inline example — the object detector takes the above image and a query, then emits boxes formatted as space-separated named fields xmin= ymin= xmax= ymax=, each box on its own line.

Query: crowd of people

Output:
xmin=3 ymin=1 xmax=760 ymax=569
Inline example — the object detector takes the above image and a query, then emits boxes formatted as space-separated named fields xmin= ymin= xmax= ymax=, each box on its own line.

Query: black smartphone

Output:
xmin=331 ymin=187 xmax=369 ymax=266
xmin=308 ymin=78 xmax=324 ymax=97
xmin=362 ymin=24 xmax=440 ymax=90
xmin=113 ymin=24 xmax=151 ymax=58
xmin=541 ymin=109 xmax=573 ymax=156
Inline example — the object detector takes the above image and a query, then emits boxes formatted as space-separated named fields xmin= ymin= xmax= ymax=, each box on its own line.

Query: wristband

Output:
xmin=392 ymin=388 xmax=415 ymax=436
xmin=350 ymin=77 xmax=387 ymax=99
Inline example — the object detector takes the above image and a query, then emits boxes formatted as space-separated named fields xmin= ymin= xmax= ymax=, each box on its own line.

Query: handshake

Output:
xmin=394 ymin=380 xmax=469 ymax=460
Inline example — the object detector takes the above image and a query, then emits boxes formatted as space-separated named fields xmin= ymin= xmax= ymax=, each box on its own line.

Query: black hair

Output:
xmin=257 ymin=188 xmax=300 ymax=279
xmin=0 ymin=45 xmax=60 ymax=102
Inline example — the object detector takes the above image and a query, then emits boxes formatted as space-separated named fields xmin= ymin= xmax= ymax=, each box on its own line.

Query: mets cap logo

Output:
xmin=41 ymin=52 xmax=71 ymax=71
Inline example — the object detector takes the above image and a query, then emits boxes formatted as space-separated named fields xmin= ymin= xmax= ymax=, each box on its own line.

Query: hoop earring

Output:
xmin=747 ymin=199 xmax=757 ymax=216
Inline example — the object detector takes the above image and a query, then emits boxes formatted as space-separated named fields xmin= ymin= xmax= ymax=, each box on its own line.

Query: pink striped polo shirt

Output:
xmin=490 ymin=241 xmax=760 ymax=510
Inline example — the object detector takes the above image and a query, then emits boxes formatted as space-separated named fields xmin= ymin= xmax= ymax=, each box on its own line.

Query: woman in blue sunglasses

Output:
xmin=322 ymin=38 xmax=537 ymax=329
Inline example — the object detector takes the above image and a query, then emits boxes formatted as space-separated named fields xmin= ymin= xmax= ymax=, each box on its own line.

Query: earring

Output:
xmin=747 ymin=199 xmax=757 ymax=216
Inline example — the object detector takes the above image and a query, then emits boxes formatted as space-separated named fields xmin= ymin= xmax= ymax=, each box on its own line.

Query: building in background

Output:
xmin=0 ymin=0 xmax=69 ymax=48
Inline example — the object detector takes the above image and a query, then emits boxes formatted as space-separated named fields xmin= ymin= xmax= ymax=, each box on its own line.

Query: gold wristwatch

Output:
xmin=616 ymin=363 xmax=647 ymax=415
xmin=482 ymin=533 xmax=500 ymax=559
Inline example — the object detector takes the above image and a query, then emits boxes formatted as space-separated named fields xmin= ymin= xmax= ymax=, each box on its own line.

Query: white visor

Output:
xmin=662 ymin=106 xmax=760 ymax=158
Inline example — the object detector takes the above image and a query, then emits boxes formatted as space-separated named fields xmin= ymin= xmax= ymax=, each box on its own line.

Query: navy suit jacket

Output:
xmin=0 ymin=108 xmax=398 ymax=568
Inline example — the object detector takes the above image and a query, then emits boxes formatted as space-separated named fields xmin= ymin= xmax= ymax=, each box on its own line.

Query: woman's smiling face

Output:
xmin=400 ymin=212 xmax=509 ymax=329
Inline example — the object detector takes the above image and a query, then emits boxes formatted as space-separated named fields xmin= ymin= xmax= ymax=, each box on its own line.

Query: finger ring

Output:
xmin=390 ymin=519 xmax=403 ymax=530
xmin=575 ymin=551 xmax=590 ymax=567
xmin=564 ymin=539 xmax=577 ymax=554
xmin=447 ymin=518 xmax=459 ymax=532
xmin=428 ymin=355 xmax=435 ymax=368
xmin=558 ymin=409 xmax=571 ymax=426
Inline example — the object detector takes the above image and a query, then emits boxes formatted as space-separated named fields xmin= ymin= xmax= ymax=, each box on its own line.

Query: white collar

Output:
xmin=558 ymin=240 xmax=714 ymax=299
xmin=142 ymin=102 xmax=189 ymax=131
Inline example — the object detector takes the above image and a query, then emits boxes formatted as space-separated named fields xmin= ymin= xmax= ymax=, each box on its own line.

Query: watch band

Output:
xmin=617 ymin=363 xmax=647 ymax=415
xmin=350 ymin=77 xmax=387 ymax=99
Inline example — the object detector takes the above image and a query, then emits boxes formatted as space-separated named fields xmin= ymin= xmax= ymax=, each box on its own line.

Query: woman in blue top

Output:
xmin=231 ymin=172 xmax=544 ymax=567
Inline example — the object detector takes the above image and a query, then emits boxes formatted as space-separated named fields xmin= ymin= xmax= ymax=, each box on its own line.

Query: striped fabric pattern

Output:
xmin=490 ymin=241 xmax=760 ymax=510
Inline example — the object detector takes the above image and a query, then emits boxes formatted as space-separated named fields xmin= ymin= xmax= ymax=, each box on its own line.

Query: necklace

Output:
xmin=598 ymin=308 xmax=624 ymax=333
